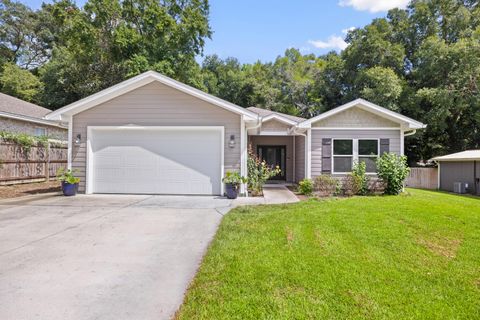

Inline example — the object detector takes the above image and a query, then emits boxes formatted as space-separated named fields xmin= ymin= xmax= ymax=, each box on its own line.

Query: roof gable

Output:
xmin=46 ymin=71 xmax=258 ymax=121
xmin=312 ymin=106 xmax=399 ymax=128
xmin=299 ymin=99 xmax=426 ymax=130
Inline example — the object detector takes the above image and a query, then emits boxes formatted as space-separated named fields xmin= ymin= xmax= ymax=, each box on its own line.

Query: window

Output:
xmin=332 ymin=139 xmax=380 ymax=174
xmin=34 ymin=127 xmax=46 ymax=137
xmin=358 ymin=139 xmax=379 ymax=173
xmin=333 ymin=139 xmax=353 ymax=173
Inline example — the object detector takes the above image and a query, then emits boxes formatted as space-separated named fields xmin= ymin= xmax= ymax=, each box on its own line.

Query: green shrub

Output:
xmin=298 ymin=179 xmax=313 ymax=196
xmin=376 ymin=153 xmax=410 ymax=195
xmin=0 ymin=131 xmax=49 ymax=152
xmin=57 ymin=168 xmax=80 ymax=184
xmin=349 ymin=161 xmax=369 ymax=195
xmin=222 ymin=171 xmax=247 ymax=186
xmin=247 ymin=147 xmax=282 ymax=195
xmin=314 ymin=175 xmax=340 ymax=197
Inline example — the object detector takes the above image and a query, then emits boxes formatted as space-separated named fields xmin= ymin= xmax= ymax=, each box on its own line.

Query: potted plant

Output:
xmin=222 ymin=171 xmax=247 ymax=199
xmin=57 ymin=168 xmax=80 ymax=196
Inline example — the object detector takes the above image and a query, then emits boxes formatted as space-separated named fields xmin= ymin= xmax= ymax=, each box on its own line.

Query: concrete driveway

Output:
xmin=0 ymin=194 xmax=234 ymax=320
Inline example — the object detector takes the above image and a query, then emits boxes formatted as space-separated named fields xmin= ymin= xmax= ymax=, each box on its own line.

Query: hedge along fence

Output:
xmin=0 ymin=134 xmax=68 ymax=185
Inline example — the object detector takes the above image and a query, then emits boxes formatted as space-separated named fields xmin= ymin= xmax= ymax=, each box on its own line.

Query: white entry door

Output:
xmin=88 ymin=127 xmax=223 ymax=195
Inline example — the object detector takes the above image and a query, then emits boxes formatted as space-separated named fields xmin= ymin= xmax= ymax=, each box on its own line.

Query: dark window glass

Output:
xmin=359 ymin=140 xmax=378 ymax=155
xmin=333 ymin=140 xmax=353 ymax=155
xmin=334 ymin=157 xmax=353 ymax=172
xmin=359 ymin=157 xmax=377 ymax=172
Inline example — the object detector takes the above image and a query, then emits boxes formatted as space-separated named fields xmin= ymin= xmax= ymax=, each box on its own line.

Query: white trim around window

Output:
xmin=331 ymin=138 xmax=380 ymax=174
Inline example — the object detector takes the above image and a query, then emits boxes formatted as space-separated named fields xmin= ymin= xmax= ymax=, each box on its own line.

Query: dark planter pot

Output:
xmin=61 ymin=181 xmax=78 ymax=196
xmin=225 ymin=183 xmax=239 ymax=199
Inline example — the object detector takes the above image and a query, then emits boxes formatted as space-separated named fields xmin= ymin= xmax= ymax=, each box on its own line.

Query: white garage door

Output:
xmin=88 ymin=127 xmax=223 ymax=195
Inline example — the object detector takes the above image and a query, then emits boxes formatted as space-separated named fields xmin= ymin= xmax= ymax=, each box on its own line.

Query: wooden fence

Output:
xmin=0 ymin=140 xmax=68 ymax=185
xmin=406 ymin=167 xmax=438 ymax=190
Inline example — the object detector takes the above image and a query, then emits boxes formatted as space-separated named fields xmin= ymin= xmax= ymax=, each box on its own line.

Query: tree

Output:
xmin=0 ymin=62 xmax=42 ymax=102
xmin=356 ymin=66 xmax=403 ymax=111
xmin=39 ymin=0 xmax=211 ymax=109
xmin=0 ymin=0 xmax=52 ymax=69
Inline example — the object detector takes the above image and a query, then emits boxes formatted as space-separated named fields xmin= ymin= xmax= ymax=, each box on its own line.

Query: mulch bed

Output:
xmin=0 ymin=181 xmax=61 ymax=200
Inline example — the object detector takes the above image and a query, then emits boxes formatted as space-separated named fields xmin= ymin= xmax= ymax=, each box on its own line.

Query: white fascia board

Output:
xmin=261 ymin=114 xmax=298 ymax=126
xmin=298 ymin=98 xmax=426 ymax=129
xmin=0 ymin=111 xmax=67 ymax=128
xmin=45 ymin=71 xmax=258 ymax=121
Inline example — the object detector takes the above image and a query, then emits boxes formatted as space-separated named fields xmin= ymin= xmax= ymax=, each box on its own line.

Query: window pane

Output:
xmin=359 ymin=157 xmax=377 ymax=172
xmin=34 ymin=128 xmax=46 ymax=136
xmin=334 ymin=157 xmax=352 ymax=172
xmin=359 ymin=140 xmax=378 ymax=155
xmin=333 ymin=140 xmax=353 ymax=155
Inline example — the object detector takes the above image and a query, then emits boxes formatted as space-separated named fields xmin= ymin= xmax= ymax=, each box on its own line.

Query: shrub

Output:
xmin=57 ymin=168 xmax=80 ymax=184
xmin=247 ymin=146 xmax=282 ymax=195
xmin=376 ymin=153 xmax=410 ymax=195
xmin=298 ymin=179 xmax=313 ymax=196
xmin=0 ymin=131 xmax=49 ymax=152
xmin=222 ymin=171 xmax=247 ymax=186
xmin=314 ymin=175 xmax=340 ymax=197
xmin=342 ymin=175 xmax=360 ymax=196
xmin=349 ymin=161 xmax=369 ymax=195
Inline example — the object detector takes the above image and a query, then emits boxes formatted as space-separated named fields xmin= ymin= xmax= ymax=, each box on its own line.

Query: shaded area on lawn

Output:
xmin=0 ymin=181 xmax=60 ymax=199
xmin=176 ymin=189 xmax=480 ymax=320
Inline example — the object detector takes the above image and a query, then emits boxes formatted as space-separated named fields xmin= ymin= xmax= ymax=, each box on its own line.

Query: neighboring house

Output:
xmin=432 ymin=150 xmax=480 ymax=195
xmin=0 ymin=93 xmax=67 ymax=140
xmin=45 ymin=71 xmax=426 ymax=195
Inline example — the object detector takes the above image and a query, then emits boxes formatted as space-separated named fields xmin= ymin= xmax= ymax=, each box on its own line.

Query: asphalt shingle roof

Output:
xmin=0 ymin=92 xmax=52 ymax=119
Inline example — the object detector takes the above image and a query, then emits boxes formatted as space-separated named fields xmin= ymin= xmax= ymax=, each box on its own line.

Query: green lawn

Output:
xmin=176 ymin=189 xmax=480 ymax=320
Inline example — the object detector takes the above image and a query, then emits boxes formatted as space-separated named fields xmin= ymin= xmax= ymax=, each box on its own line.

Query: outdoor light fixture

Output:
xmin=228 ymin=134 xmax=236 ymax=148
xmin=74 ymin=134 xmax=81 ymax=145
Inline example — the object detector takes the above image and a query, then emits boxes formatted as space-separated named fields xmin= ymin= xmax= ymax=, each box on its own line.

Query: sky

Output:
xmin=22 ymin=0 xmax=410 ymax=64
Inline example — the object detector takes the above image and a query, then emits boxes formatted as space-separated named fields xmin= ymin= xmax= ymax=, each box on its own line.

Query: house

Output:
xmin=0 ymin=93 xmax=67 ymax=140
xmin=432 ymin=150 xmax=480 ymax=195
xmin=45 ymin=71 xmax=426 ymax=195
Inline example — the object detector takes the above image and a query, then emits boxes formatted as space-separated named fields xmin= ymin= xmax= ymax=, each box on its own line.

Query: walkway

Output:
xmin=262 ymin=184 xmax=299 ymax=204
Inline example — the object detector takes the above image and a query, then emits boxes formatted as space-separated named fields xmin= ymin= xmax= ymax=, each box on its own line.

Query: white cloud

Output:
xmin=308 ymin=36 xmax=348 ymax=51
xmin=342 ymin=27 xmax=356 ymax=34
xmin=338 ymin=0 xmax=409 ymax=13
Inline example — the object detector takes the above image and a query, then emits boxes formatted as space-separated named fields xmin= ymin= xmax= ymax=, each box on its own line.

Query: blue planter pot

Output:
xmin=225 ymin=183 xmax=239 ymax=199
xmin=62 ymin=182 xmax=78 ymax=196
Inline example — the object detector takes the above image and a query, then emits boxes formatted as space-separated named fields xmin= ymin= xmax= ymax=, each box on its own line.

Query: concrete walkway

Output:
xmin=262 ymin=185 xmax=299 ymax=204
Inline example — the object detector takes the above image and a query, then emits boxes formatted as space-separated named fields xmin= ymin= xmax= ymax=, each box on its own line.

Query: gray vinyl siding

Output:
xmin=248 ymin=136 xmax=294 ymax=182
xmin=294 ymin=135 xmax=305 ymax=182
xmin=439 ymin=161 xmax=480 ymax=194
xmin=311 ymin=129 xmax=401 ymax=178
xmin=312 ymin=106 xmax=400 ymax=128
xmin=261 ymin=119 xmax=291 ymax=132
xmin=72 ymin=81 xmax=241 ymax=192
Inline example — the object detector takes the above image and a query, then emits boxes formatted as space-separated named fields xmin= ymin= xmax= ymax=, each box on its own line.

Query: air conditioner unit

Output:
xmin=453 ymin=182 xmax=468 ymax=194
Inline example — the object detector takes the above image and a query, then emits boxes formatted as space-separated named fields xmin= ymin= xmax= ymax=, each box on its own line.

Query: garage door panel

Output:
xmin=90 ymin=128 xmax=222 ymax=195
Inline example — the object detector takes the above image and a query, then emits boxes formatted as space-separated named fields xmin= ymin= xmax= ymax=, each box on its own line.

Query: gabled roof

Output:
xmin=298 ymin=98 xmax=426 ymax=130
xmin=45 ymin=71 xmax=258 ymax=121
xmin=247 ymin=107 xmax=305 ymax=124
xmin=432 ymin=150 xmax=480 ymax=161
xmin=0 ymin=92 xmax=52 ymax=118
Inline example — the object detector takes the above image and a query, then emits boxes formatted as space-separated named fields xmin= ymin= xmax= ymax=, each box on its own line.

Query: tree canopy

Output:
xmin=0 ymin=0 xmax=479 ymax=162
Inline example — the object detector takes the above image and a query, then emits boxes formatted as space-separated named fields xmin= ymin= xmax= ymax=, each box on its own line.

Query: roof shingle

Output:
xmin=0 ymin=93 xmax=52 ymax=119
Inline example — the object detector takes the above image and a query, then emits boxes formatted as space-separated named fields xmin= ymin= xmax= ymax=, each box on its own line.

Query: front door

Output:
xmin=257 ymin=145 xmax=286 ymax=180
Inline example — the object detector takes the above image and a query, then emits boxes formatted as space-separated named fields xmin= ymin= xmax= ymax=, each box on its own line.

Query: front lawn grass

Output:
xmin=176 ymin=189 xmax=480 ymax=319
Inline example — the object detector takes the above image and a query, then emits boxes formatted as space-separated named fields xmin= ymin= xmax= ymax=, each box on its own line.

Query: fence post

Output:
xmin=46 ymin=142 xmax=50 ymax=182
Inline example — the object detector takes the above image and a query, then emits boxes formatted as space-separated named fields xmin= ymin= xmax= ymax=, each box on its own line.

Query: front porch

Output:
xmin=248 ymin=135 xmax=306 ymax=184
